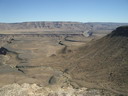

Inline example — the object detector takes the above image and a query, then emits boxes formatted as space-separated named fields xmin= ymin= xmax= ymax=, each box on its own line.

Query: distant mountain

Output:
xmin=0 ymin=22 xmax=127 ymax=34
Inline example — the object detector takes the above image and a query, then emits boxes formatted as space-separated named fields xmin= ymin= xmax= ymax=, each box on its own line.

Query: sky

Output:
xmin=0 ymin=0 xmax=128 ymax=23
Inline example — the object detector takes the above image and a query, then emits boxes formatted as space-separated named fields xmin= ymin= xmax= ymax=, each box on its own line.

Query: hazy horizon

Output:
xmin=0 ymin=21 xmax=128 ymax=24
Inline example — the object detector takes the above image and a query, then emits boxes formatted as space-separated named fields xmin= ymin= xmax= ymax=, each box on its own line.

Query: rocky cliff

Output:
xmin=0 ymin=22 xmax=127 ymax=34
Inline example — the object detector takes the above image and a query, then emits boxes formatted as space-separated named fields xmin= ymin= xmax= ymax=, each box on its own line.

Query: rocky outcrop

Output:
xmin=0 ymin=83 xmax=118 ymax=96
xmin=0 ymin=47 xmax=9 ymax=55
xmin=108 ymin=26 xmax=128 ymax=37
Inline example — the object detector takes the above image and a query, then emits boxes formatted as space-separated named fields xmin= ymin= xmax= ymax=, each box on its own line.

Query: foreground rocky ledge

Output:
xmin=0 ymin=83 xmax=120 ymax=96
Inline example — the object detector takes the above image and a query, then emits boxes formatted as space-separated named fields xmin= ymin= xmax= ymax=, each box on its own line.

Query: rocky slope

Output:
xmin=65 ymin=26 xmax=128 ymax=95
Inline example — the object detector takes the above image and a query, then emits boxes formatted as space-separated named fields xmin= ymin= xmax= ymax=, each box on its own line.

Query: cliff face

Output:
xmin=0 ymin=22 xmax=90 ymax=32
xmin=0 ymin=22 xmax=127 ymax=34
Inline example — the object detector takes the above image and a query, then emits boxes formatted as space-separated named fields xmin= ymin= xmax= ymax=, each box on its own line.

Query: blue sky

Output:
xmin=0 ymin=0 xmax=128 ymax=23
